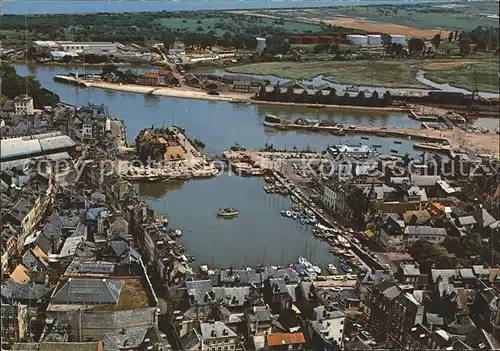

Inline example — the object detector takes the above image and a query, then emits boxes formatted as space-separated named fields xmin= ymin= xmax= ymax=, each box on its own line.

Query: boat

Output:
xmin=292 ymin=212 xmax=298 ymax=219
xmin=394 ymin=140 xmax=402 ymax=144
xmin=361 ymin=136 xmax=369 ymax=140
xmin=342 ymin=263 xmax=353 ymax=273
xmin=263 ymin=114 xmax=282 ymax=127
xmin=199 ymin=264 xmax=209 ymax=273
xmin=312 ymin=264 xmax=322 ymax=274
xmin=291 ymin=195 xmax=298 ymax=203
xmin=300 ymin=218 xmax=306 ymax=225
xmin=390 ymin=149 xmax=399 ymax=154
xmin=286 ymin=210 xmax=292 ymax=217
xmin=327 ymin=264 xmax=338 ymax=275
xmin=372 ymin=144 xmax=382 ymax=148
xmin=264 ymin=176 xmax=273 ymax=183
xmin=298 ymin=256 xmax=317 ymax=276
xmin=217 ymin=208 xmax=239 ymax=217
xmin=331 ymin=248 xmax=341 ymax=255
xmin=174 ymin=229 xmax=182 ymax=237
xmin=293 ymin=263 xmax=306 ymax=276
xmin=281 ymin=210 xmax=287 ymax=217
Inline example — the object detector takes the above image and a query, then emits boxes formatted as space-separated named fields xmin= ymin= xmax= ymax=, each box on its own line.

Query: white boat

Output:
xmin=286 ymin=210 xmax=292 ymax=217
xmin=298 ymin=256 xmax=316 ymax=276
xmin=312 ymin=263 xmax=321 ymax=274
xmin=199 ymin=264 xmax=209 ymax=273
xmin=175 ymin=229 xmax=182 ymax=237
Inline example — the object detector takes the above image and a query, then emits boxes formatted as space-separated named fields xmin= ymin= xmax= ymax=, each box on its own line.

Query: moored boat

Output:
xmin=217 ymin=207 xmax=239 ymax=217
xmin=327 ymin=264 xmax=338 ymax=275
xmin=263 ymin=114 xmax=282 ymax=127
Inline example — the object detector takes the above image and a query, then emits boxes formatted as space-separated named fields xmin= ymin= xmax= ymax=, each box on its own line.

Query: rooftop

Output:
xmin=200 ymin=321 xmax=236 ymax=339
xmin=267 ymin=332 xmax=305 ymax=347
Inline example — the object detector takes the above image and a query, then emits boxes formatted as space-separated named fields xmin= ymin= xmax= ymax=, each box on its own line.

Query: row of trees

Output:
xmin=0 ymin=63 xmax=59 ymax=107
xmin=256 ymin=85 xmax=392 ymax=107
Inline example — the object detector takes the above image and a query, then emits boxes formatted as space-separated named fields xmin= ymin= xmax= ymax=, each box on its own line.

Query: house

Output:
xmin=1 ymin=302 xmax=28 ymax=342
xmin=397 ymin=264 xmax=421 ymax=286
xmin=13 ymin=95 xmax=34 ymax=115
xmin=362 ymin=280 xmax=423 ymax=344
xmin=103 ymin=325 xmax=170 ymax=350
xmin=404 ymin=225 xmax=447 ymax=245
xmin=181 ymin=321 xmax=238 ymax=351
xmin=378 ymin=213 xmax=405 ymax=252
xmin=307 ymin=305 xmax=346 ymax=349
xmin=233 ymin=80 xmax=251 ymax=93
xmin=267 ymin=332 xmax=305 ymax=349
xmin=82 ymin=118 xmax=93 ymax=140
xmin=246 ymin=305 xmax=274 ymax=349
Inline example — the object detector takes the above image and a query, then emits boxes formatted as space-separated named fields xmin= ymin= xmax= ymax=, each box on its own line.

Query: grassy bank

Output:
xmin=228 ymin=59 xmax=500 ymax=92
xmin=424 ymin=59 xmax=499 ymax=93
xmin=228 ymin=60 xmax=426 ymax=89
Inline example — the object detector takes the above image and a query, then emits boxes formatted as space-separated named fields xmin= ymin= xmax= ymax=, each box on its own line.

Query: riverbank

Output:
xmin=53 ymin=75 xmax=406 ymax=112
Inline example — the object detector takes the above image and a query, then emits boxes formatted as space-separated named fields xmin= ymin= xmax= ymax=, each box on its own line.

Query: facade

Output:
xmin=1 ymin=303 xmax=28 ymax=342
xmin=390 ymin=35 xmax=406 ymax=45
xmin=233 ymin=80 xmax=251 ymax=93
xmin=367 ymin=35 xmax=382 ymax=46
xmin=14 ymin=95 xmax=34 ymax=115
xmin=82 ymin=119 xmax=93 ymax=140
xmin=0 ymin=133 xmax=76 ymax=163
xmin=200 ymin=321 xmax=238 ymax=351
xmin=309 ymin=306 xmax=346 ymax=347
xmin=362 ymin=280 xmax=423 ymax=346
xmin=256 ymin=37 xmax=267 ymax=53
xmin=33 ymin=41 xmax=125 ymax=55
xmin=346 ymin=35 xmax=368 ymax=46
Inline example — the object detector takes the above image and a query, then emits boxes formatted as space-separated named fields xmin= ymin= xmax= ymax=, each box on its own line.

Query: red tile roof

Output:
xmin=267 ymin=333 xmax=305 ymax=347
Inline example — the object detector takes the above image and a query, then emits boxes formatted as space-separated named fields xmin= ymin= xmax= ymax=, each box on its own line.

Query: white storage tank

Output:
xmin=390 ymin=35 xmax=406 ymax=45
xmin=367 ymin=34 xmax=382 ymax=46
xmin=347 ymin=35 xmax=368 ymax=46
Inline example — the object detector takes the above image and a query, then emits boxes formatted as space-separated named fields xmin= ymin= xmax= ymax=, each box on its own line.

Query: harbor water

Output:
xmin=14 ymin=63 xmax=427 ymax=269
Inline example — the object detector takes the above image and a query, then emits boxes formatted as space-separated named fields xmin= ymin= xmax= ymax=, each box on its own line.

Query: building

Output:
xmin=362 ymin=280 xmax=424 ymax=345
xmin=181 ymin=321 xmax=238 ymax=351
xmin=307 ymin=305 xmax=346 ymax=349
xmin=367 ymin=35 xmax=382 ymax=46
xmin=0 ymin=133 xmax=76 ymax=163
xmin=267 ymin=332 xmax=305 ymax=349
xmin=404 ymin=225 xmax=447 ymax=245
xmin=346 ymin=35 xmax=368 ymax=46
xmin=33 ymin=41 xmax=125 ymax=55
xmin=14 ymin=95 xmax=34 ymax=115
xmin=169 ymin=41 xmax=186 ymax=55
xmin=325 ymin=144 xmax=380 ymax=177
xmin=1 ymin=302 xmax=28 ymax=342
xmin=233 ymin=80 xmax=251 ymax=93
xmin=256 ymin=37 xmax=267 ymax=53
xmin=45 ymin=277 xmax=159 ymax=341
xmin=390 ymin=35 xmax=406 ymax=45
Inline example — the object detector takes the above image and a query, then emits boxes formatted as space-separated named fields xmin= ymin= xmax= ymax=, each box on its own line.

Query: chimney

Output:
xmin=121 ymin=327 xmax=127 ymax=335
xmin=229 ymin=267 xmax=233 ymax=276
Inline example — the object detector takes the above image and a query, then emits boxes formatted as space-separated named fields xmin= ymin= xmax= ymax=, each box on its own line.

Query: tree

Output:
xmin=162 ymin=31 xmax=176 ymax=50
xmin=408 ymin=37 xmax=425 ymax=56
xmin=459 ymin=38 xmax=471 ymax=56
xmin=244 ymin=35 xmax=257 ymax=50
xmin=431 ymin=33 xmax=442 ymax=50
xmin=382 ymin=90 xmax=391 ymax=105
xmin=462 ymin=232 xmax=483 ymax=256
xmin=443 ymin=236 xmax=461 ymax=254
xmin=448 ymin=31 xmax=454 ymax=42
xmin=371 ymin=90 xmax=380 ymax=105
xmin=409 ymin=241 xmax=450 ymax=272
xmin=454 ymin=30 xmax=459 ymax=40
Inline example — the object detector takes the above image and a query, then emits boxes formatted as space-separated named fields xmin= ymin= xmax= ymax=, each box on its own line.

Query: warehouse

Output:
xmin=0 ymin=133 xmax=76 ymax=162
xmin=346 ymin=35 xmax=368 ymax=46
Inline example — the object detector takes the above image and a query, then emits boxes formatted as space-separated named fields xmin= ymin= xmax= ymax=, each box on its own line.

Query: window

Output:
xmin=339 ymin=329 xmax=343 ymax=334
xmin=340 ymin=320 xmax=344 ymax=325
xmin=225 ymin=339 xmax=228 ymax=343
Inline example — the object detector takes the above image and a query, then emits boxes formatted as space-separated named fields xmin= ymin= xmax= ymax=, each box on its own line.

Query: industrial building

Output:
xmin=33 ymin=41 xmax=125 ymax=55
xmin=0 ymin=132 xmax=76 ymax=163
xmin=367 ymin=34 xmax=382 ymax=46
xmin=390 ymin=35 xmax=407 ymax=45
xmin=256 ymin=37 xmax=267 ymax=53
xmin=346 ymin=35 xmax=368 ymax=46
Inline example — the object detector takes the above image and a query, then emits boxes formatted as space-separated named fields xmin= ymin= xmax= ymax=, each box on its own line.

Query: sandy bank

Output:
xmin=58 ymin=77 xmax=405 ymax=112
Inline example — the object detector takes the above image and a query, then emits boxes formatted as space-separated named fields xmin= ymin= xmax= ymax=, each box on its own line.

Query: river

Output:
xmin=3 ymin=0 xmax=454 ymax=15
xmin=14 ymin=63 xmax=423 ymax=268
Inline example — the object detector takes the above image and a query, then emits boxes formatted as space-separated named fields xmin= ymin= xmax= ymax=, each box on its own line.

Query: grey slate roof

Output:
xmin=458 ymin=216 xmax=477 ymax=226
xmin=247 ymin=305 xmax=273 ymax=323
xmin=213 ymin=286 xmax=250 ymax=307
xmin=459 ymin=268 xmax=475 ymax=280
xmin=1 ymin=281 xmax=52 ymax=301
xmin=186 ymin=279 xmax=214 ymax=306
xmin=470 ymin=209 xmax=498 ymax=229
xmin=103 ymin=327 xmax=148 ymax=350
xmin=51 ymin=278 xmax=122 ymax=305
xmin=313 ymin=305 xmax=345 ymax=320
xmin=404 ymin=225 xmax=447 ymax=236
xmin=401 ymin=264 xmax=421 ymax=276
xmin=200 ymin=321 xmax=236 ymax=339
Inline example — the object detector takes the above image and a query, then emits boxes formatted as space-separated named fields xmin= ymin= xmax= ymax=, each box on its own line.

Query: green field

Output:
xmin=424 ymin=59 xmax=499 ymax=93
xmin=256 ymin=2 xmax=499 ymax=31
xmin=228 ymin=59 xmax=500 ymax=92
xmin=228 ymin=60 xmax=426 ymax=88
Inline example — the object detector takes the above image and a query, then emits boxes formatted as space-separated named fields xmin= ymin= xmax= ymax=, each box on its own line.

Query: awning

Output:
xmin=364 ymin=230 xmax=374 ymax=238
